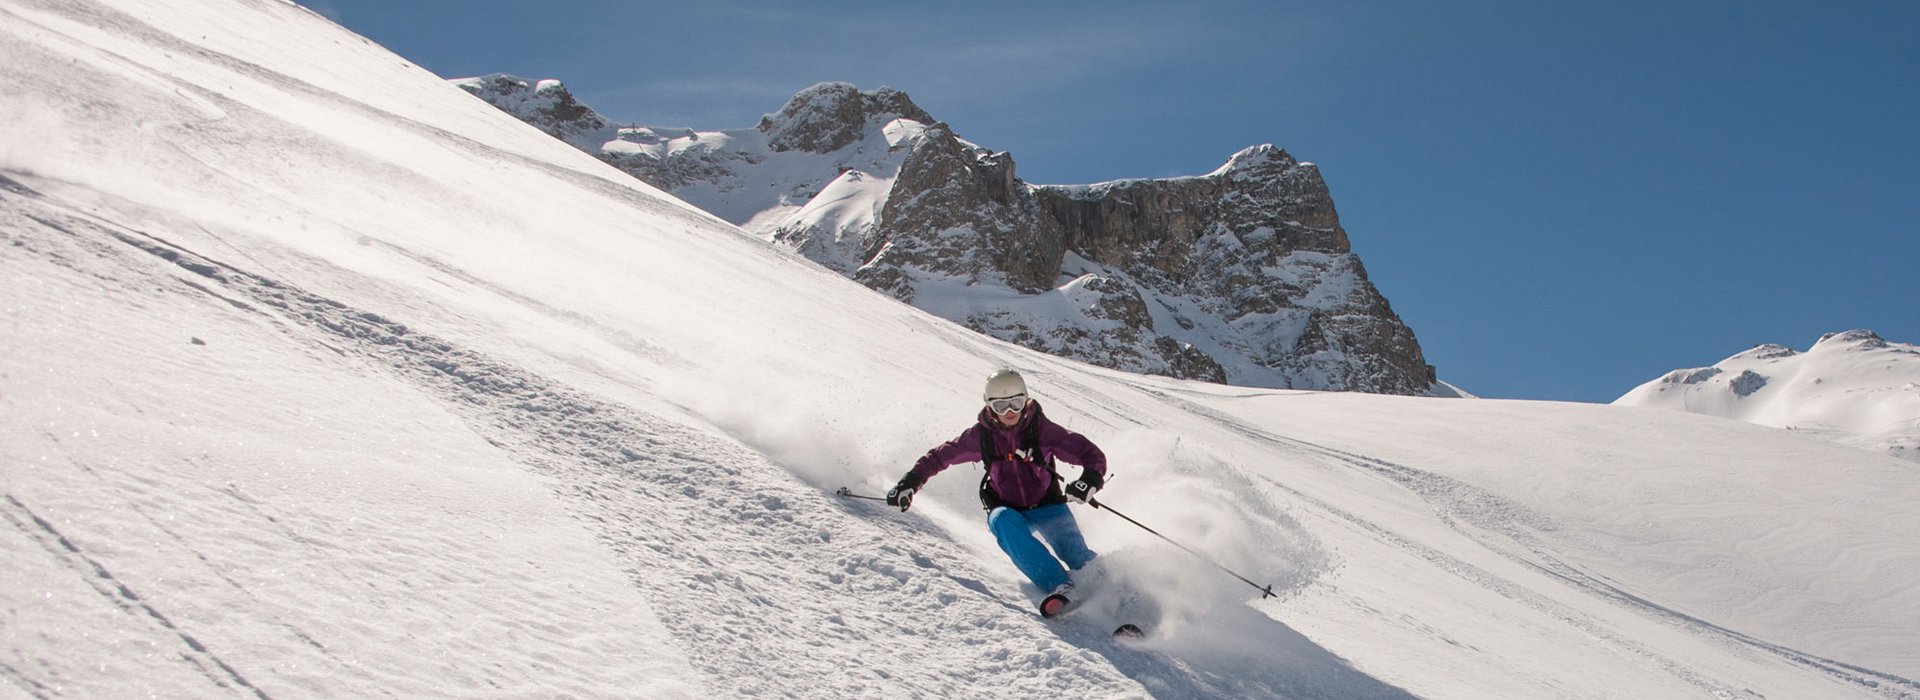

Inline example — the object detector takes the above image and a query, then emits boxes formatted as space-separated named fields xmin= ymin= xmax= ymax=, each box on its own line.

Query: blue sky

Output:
xmin=303 ymin=0 xmax=1918 ymax=403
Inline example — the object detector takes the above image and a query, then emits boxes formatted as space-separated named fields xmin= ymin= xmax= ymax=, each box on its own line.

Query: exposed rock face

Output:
xmin=1032 ymin=145 xmax=1433 ymax=394
xmin=451 ymin=75 xmax=608 ymax=150
xmin=1820 ymin=329 xmax=1888 ymax=349
xmin=1040 ymin=145 xmax=1345 ymax=271
xmin=864 ymin=123 xmax=1066 ymax=298
xmin=758 ymin=83 xmax=934 ymax=153
xmin=1730 ymin=370 xmax=1769 ymax=397
xmin=457 ymin=77 xmax=1444 ymax=395
xmin=451 ymin=74 xmax=743 ymax=192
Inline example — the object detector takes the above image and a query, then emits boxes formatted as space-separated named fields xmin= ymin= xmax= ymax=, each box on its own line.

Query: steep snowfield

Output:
xmin=1616 ymin=330 xmax=1920 ymax=462
xmin=3 ymin=1 xmax=1916 ymax=698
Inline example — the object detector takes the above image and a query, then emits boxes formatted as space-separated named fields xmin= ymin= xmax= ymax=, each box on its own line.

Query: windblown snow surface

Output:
xmin=2 ymin=1 xmax=1916 ymax=698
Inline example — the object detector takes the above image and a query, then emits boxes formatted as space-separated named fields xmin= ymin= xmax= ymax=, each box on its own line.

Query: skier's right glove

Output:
xmin=886 ymin=477 xmax=919 ymax=512
xmin=886 ymin=486 xmax=914 ymax=512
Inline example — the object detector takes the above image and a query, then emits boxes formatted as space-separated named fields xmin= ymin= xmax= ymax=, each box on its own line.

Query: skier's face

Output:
xmin=993 ymin=402 xmax=1023 ymax=427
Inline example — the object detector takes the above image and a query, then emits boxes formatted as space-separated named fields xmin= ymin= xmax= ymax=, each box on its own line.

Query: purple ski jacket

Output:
xmin=904 ymin=400 xmax=1107 ymax=511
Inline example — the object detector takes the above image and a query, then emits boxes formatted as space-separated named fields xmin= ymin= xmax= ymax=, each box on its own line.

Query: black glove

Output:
xmin=1065 ymin=471 xmax=1103 ymax=504
xmin=886 ymin=477 xmax=920 ymax=512
xmin=886 ymin=486 xmax=915 ymax=511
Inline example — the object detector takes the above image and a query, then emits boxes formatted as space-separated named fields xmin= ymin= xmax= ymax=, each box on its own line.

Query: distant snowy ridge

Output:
xmin=1615 ymin=329 xmax=1920 ymax=461
xmin=454 ymin=75 xmax=1449 ymax=396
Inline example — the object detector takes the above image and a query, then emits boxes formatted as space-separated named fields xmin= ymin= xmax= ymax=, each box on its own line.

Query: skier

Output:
xmin=887 ymin=369 xmax=1108 ymax=617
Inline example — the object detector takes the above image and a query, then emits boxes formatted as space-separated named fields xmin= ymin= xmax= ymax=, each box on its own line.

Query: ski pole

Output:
xmin=1088 ymin=494 xmax=1277 ymax=600
xmin=834 ymin=486 xmax=889 ymax=502
xmin=1052 ymin=472 xmax=1272 ymax=597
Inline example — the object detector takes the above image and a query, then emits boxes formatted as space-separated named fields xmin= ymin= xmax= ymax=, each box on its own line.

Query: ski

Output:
xmin=1040 ymin=592 xmax=1144 ymax=639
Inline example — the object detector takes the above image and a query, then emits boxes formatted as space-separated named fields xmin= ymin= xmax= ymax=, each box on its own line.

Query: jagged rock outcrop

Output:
xmin=758 ymin=83 xmax=934 ymax=153
xmin=863 ymin=123 xmax=1066 ymax=297
xmin=1032 ymin=145 xmax=1432 ymax=393
xmin=456 ymin=77 xmax=1445 ymax=395
xmin=450 ymin=74 xmax=608 ymax=149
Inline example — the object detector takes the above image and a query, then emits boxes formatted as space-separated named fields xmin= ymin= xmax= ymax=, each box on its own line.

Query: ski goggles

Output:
xmin=987 ymin=395 xmax=1029 ymax=415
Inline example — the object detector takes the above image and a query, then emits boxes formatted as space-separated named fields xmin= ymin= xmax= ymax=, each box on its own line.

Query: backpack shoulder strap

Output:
xmin=978 ymin=425 xmax=997 ymax=465
xmin=976 ymin=426 xmax=998 ymax=509
xmin=1025 ymin=415 xmax=1060 ymax=478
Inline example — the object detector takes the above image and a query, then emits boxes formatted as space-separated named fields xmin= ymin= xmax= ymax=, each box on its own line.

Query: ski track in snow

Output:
xmin=6 ymin=188 xmax=1125 ymax=697
xmin=1136 ymin=385 xmax=1920 ymax=699
xmin=3 ymin=182 xmax=1415 ymax=698
xmin=3 ymin=494 xmax=273 ymax=699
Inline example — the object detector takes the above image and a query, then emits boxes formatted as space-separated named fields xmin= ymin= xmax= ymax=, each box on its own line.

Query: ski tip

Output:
xmin=1113 ymin=623 xmax=1145 ymax=639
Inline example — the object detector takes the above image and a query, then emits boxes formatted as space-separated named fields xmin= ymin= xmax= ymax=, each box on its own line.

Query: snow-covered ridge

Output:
xmin=456 ymin=77 xmax=1445 ymax=396
xmin=1615 ymin=329 xmax=1920 ymax=461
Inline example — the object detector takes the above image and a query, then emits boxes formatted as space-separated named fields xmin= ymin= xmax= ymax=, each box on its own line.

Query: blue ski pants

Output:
xmin=988 ymin=503 xmax=1097 ymax=592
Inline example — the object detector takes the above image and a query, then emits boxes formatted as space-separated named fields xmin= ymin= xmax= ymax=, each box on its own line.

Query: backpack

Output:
xmin=975 ymin=417 xmax=1062 ymax=510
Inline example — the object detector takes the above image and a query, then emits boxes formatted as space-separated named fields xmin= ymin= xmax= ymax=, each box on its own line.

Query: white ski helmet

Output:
xmin=983 ymin=369 xmax=1028 ymax=401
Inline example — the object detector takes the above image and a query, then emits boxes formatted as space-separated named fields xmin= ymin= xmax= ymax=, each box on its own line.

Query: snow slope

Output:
xmin=3 ymin=1 xmax=1916 ymax=697
xmin=1616 ymin=330 xmax=1920 ymax=462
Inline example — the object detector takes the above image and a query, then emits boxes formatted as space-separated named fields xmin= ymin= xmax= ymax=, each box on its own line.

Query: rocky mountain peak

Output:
xmin=1817 ymin=329 xmax=1888 ymax=349
xmin=865 ymin=121 xmax=1063 ymax=296
xmin=756 ymin=82 xmax=935 ymax=153
xmin=1732 ymin=343 xmax=1798 ymax=361
xmin=452 ymin=74 xmax=608 ymax=150
xmin=1217 ymin=143 xmax=1297 ymax=173
xmin=460 ymin=78 xmax=1447 ymax=396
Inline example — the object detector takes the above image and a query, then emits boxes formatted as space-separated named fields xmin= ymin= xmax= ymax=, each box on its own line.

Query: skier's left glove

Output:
xmin=1065 ymin=471 xmax=1103 ymax=504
